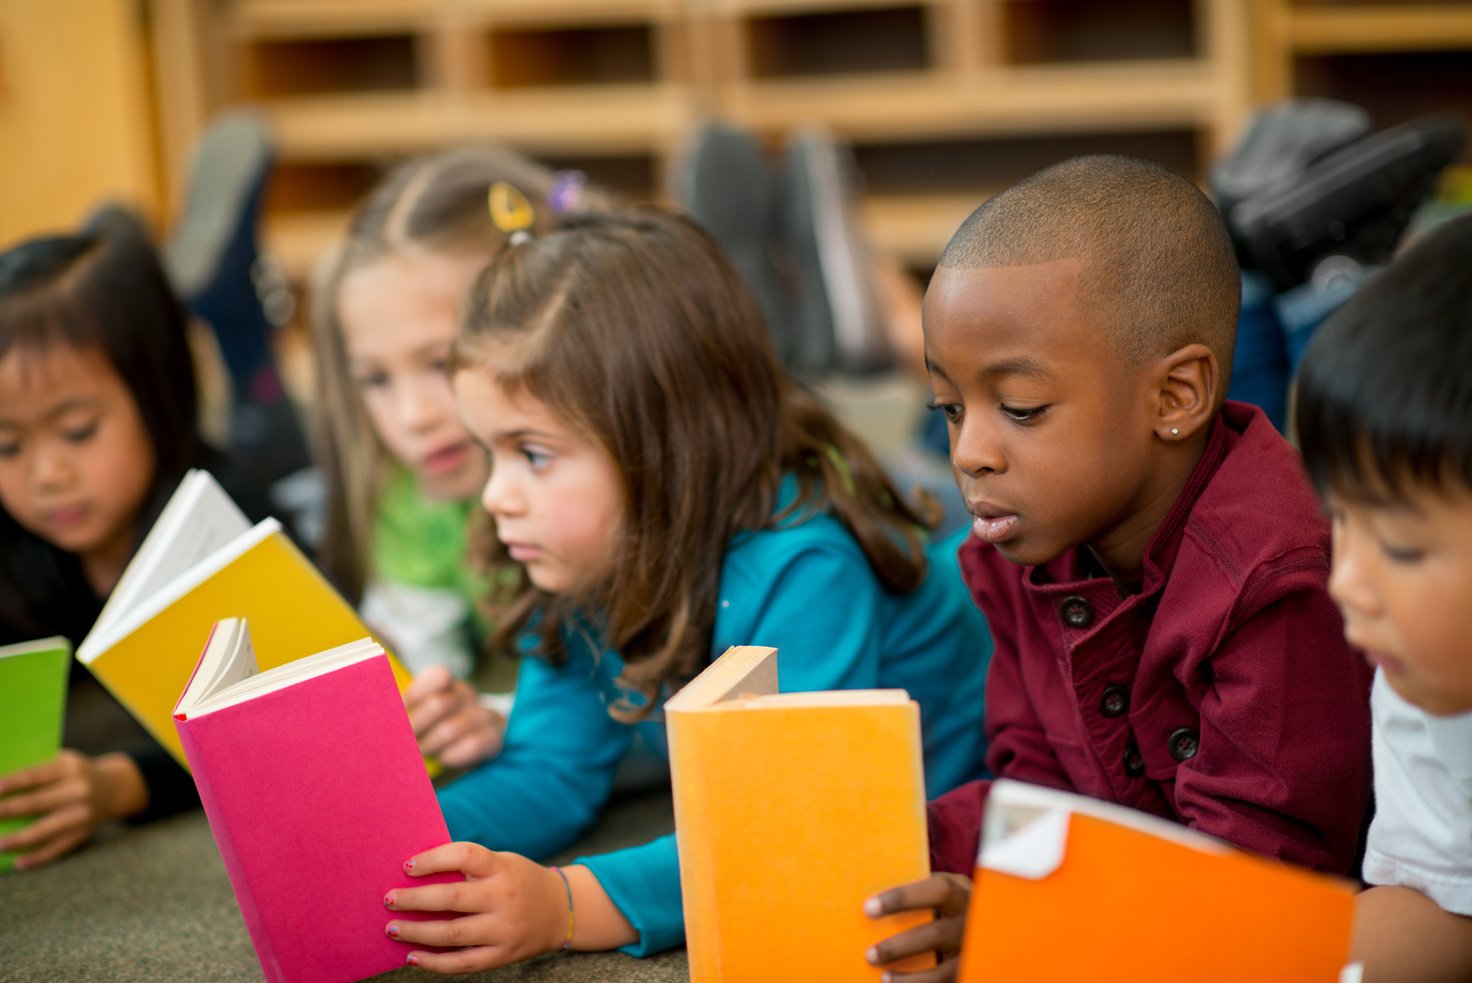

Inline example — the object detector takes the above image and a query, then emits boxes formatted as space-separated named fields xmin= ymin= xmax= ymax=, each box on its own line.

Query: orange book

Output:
xmin=666 ymin=645 xmax=934 ymax=982
xmin=960 ymin=780 xmax=1358 ymax=983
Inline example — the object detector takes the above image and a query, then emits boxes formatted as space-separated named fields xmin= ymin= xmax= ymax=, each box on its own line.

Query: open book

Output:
xmin=174 ymin=618 xmax=453 ymax=983
xmin=0 ymin=636 xmax=71 ymax=873
xmin=666 ymin=645 xmax=933 ymax=981
xmin=77 ymin=469 xmax=413 ymax=768
xmin=959 ymin=780 xmax=1359 ymax=982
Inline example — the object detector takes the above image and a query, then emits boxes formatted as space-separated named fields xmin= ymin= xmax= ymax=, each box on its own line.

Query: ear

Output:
xmin=1152 ymin=343 xmax=1219 ymax=442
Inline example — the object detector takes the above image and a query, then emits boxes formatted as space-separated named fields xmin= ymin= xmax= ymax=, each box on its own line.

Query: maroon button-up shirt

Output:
xmin=929 ymin=401 xmax=1374 ymax=876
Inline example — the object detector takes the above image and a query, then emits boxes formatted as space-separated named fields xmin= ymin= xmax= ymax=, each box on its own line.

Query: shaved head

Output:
xmin=940 ymin=155 xmax=1239 ymax=373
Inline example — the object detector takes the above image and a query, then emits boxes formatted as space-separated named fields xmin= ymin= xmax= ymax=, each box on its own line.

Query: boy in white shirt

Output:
xmin=1295 ymin=212 xmax=1472 ymax=983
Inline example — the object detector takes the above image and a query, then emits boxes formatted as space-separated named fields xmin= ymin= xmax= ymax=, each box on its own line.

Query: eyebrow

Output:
xmin=984 ymin=356 xmax=1053 ymax=382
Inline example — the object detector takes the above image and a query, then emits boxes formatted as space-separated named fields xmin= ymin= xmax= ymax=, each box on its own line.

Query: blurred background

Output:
xmin=2 ymin=0 xmax=1469 ymax=449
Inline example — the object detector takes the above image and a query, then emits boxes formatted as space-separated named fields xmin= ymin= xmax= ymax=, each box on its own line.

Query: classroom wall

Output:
xmin=0 ymin=0 xmax=160 ymax=244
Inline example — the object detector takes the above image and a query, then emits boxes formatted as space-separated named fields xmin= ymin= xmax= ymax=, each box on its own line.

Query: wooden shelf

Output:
xmin=1286 ymin=6 xmax=1472 ymax=54
xmin=171 ymin=0 xmax=1252 ymax=279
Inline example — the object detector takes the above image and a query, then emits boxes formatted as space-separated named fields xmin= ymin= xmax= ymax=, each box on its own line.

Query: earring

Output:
xmin=1169 ymin=427 xmax=1180 ymax=437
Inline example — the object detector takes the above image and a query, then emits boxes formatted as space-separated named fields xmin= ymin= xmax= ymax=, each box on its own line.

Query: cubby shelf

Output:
xmin=173 ymin=0 xmax=1258 ymax=276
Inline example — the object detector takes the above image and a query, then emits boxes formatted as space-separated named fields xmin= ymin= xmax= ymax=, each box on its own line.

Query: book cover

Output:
xmin=77 ymin=470 xmax=413 ymax=768
xmin=959 ymin=779 xmax=1358 ymax=982
xmin=666 ymin=645 xmax=934 ymax=982
xmin=174 ymin=622 xmax=453 ymax=983
xmin=0 ymin=636 xmax=71 ymax=873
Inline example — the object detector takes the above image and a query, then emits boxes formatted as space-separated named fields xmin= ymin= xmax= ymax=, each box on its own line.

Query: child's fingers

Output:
xmin=404 ymin=841 xmax=497 ymax=879
xmin=0 ymin=758 xmax=64 ymax=798
xmin=404 ymin=945 xmax=505 ymax=975
xmin=880 ymin=962 xmax=960 ymax=983
xmin=0 ymin=778 xmax=79 ymax=820
xmin=435 ymin=729 xmax=502 ymax=770
xmin=867 ymin=874 xmax=960 ymax=917
xmin=406 ymin=689 xmax=459 ymax=739
xmin=11 ymin=825 xmax=89 ymax=871
xmin=0 ymin=801 xmax=86 ymax=851
xmin=388 ymin=912 xmax=498 ymax=948
xmin=866 ymin=918 xmax=961 ymax=968
xmin=404 ymin=666 xmax=454 ymax=706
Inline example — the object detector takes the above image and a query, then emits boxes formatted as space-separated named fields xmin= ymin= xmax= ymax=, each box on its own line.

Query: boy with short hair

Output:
xmin=866 ymin=155 xmax=1375 ymax=978
xmin=1295 ymin=213 xmax=1472 ymax=983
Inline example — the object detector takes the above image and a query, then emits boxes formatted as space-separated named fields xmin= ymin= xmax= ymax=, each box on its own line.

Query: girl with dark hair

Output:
xmin=379 ymin=206 xmax=993 ymax=970
xmin=0 ymin=219 xmax=270 ymax=869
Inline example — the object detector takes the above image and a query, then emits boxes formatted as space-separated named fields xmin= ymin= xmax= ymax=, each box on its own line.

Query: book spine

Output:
xmin=174 ymin=713 xmax=285 ymax=983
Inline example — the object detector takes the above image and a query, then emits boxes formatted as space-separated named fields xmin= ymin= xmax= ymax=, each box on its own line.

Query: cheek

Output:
xmin=0 ymin=460 xmax=30 ymax=516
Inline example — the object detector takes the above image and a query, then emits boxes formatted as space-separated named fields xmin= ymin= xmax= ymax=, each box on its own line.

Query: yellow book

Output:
xmin=666 ymin=645 xmax=934 ymax=982
xmin=77 ymin=470 xmax=413 ymax=769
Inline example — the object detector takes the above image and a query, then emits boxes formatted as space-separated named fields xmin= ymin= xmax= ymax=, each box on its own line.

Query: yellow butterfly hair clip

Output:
xmin=488 ymin=181 xmax=536 ymax=245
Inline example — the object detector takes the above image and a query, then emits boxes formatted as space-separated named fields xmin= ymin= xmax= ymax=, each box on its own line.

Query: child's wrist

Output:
xmin=548 ymin=864 xmax=575 ymax=953
xmin=90 ymin=753 xmax=148 ymax=821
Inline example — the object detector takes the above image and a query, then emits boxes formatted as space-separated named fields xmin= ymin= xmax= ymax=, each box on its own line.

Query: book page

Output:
xmin=93 ymin=471 xmax=250 ymax=640
xmin=185 ymin=636 xmax=382 ymax=717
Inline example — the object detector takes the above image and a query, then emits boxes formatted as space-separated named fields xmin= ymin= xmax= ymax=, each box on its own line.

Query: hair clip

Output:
xmin=548 ymin=170 xmax=587 ymax=215
xmin=489 ymin=181 xmax=535 ymax=245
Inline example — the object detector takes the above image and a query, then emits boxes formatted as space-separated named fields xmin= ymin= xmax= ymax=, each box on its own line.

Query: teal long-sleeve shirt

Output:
xmin=436 ymin=512 xmax=992 ymax=956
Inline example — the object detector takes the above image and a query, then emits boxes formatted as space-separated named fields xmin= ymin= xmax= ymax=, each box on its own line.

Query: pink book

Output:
xmin=174 ymin=618 xmax=455 ymax=983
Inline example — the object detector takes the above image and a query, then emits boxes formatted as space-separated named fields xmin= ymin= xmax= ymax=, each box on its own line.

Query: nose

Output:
xmin=29 ymin=438 xmax=75 ymax=492
xmin=1327 ymin=516 xmax=1382 ymax=620
xmin=950 ymin=413 xmax=1005 ymax=478
xmin=480 ymin=460 xmax=523 ymax=519
xmin=395 ymin=375 xmax=447 ymax=433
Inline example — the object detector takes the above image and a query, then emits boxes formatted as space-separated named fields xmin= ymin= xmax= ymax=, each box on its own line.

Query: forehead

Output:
xmin=338 ymin=250 xmax=486 ymax=352
xmin=922 ymin=259 xmax=1119 ymax=379
xmin=453 ymin=368 xmax=552 ymax=431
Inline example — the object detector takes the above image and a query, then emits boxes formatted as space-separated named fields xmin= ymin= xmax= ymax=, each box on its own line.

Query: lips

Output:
xmin=967 ymin=500 xmax=1019 ymax=545
xmin=503 ymin=543 xmax=543 ymax=564
xmin=420 ymin=441 xmax=471 ymax=477
xmin=42 ymin=504 xmax=89 ymax=529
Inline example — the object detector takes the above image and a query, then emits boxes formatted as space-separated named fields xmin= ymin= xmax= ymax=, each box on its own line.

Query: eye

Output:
xmin=62 ymin=421 xmax=99 ymax=444
xmin=1000 ymin=404 xmax=1048 ymax=424
xmin=925 ymin=401 xmax=963 ymax=424
xmin=353 ymin=371 xmax=389 ymax=391
xmin=523 ymin=447 xmax=552 ymax=471
xmin=1378 ymin=541 xmax=1425 ymax=565
xmin=0 ymin=440 xmax=19 ymax=458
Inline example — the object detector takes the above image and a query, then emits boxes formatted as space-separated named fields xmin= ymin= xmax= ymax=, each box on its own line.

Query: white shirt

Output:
xmin=1362 ymin=670 xmax=1472 ymax=915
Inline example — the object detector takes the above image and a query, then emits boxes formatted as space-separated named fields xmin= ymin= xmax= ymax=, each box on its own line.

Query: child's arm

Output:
xmin=403 ymin=665 xmax=506 ymax=769
xmin=1353 ymin=885 xmax=1472 ymax=983
xmin=1174 ymin=585 xmax=1371 ymax=872
xmin=435 ymin=647 xmax=632 ymax=860
xmin=864 ymin=873 xmax=972 ymax=983
xmin=383 ymin=843 xmax=636 ymax=973
xmin=0 ymin=750 xmax=148 ymax=869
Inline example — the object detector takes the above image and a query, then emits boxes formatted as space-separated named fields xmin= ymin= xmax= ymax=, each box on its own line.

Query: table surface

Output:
xmin=1 ymin=791 xmax=689 ymax=983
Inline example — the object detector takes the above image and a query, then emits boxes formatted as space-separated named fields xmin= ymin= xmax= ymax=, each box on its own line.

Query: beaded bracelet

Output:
xmin=550 ymin=865 xmax=574 ymax=950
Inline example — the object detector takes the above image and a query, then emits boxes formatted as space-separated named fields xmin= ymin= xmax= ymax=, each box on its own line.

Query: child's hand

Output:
xmin=864 ymin=872 xmax=973 ymax=983
xmin=404 ymin=666 xmax=506 ymax=769
xmin=0 ymin=751 xmax=146 ymax=869
xmin=383 ymin=842 xmax=568 ymax=973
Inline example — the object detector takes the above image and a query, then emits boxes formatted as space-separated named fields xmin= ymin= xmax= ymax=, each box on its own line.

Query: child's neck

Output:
xmin=1086 ymin=435 xmax=1209 ymax=595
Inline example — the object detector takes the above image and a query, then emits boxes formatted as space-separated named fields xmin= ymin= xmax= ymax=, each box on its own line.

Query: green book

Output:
xmin=0 ymin=636 xmax=71 ymax=873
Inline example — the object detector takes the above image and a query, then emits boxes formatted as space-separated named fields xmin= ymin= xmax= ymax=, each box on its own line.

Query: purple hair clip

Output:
xmin=549 ymin=170 xmax=587 ymax=215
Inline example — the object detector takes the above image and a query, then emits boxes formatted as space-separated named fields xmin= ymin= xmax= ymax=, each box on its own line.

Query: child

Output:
xmin=1294 ymin=213 xmax=1472 ymax=982
xmin=312 ymin=147 xmax=610 ymax=767
xmin=0 ymin=218 xmax=271 ymax=868
xmin=864 ymin=155 xmax=1375 ymax=978
xmin=376 ymin=205 xmax=993 ymax=971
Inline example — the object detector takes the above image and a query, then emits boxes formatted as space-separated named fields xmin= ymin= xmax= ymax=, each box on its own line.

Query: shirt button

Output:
xmin=1124 ymin=744 xmax=1145 ymax=778
xmin=1059 ymin=595 xmax=1093 ymax=629
xmin=1100 ymin=685 xmax=1130 ymax=718
xmin=1168 ymin=727 xmax=1200 ymax=762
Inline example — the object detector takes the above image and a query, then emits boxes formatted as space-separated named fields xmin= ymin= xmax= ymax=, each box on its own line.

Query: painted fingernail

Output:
xmin=406 ymin=954 xmax=420 ymax=966
xmin=866 ymin=946 xmax=879 ymax=965
xmin=386 ymin=923 xmax=399 ymax=938
xmin=864 ymin=896 xmax=882 ymax=917
xmin=403 ymin=859 xmax=415 ymax=872
xmin=384 ymin=892 xmax=396 ymax=909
